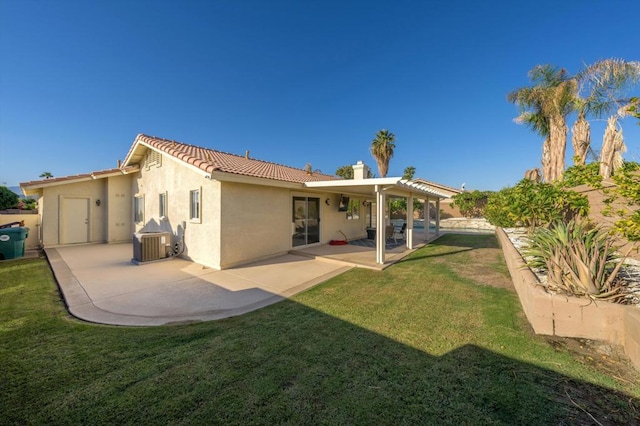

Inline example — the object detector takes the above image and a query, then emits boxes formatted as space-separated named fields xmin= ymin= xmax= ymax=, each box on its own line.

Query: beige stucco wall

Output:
xmin=215 ymin=185 xmax=368 ymax=269
xmin=321 ymin=193 xmax=367 ymax=242
xmin=39 ymin=179 xmax=110 ymax=246
xmin=106 ymin=175 xmax=132 ymax=243
xmin=0 ymin=213 xmax=40 ymax=249
xmin=132 ymin=152 xmax=222 ymax=269
xmin=219 ymin=182 xmax=291 ymax=269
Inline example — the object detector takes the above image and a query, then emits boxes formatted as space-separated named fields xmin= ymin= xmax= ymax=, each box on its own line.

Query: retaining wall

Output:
xmin=496 ymin=227 xmax=640 ymax=370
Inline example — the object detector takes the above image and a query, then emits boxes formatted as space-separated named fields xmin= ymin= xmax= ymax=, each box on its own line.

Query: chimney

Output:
xmin=117 ymin=159 xmax=122 ymax=168
xmin=245 ymin=150 xmax=250 ymax=159
xmin=352 ymin=161 xmax=368 ymax=180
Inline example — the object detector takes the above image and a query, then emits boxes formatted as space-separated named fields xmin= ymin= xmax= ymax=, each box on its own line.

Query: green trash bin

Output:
xmin=0 ymin=227 xmax=29 ymax=260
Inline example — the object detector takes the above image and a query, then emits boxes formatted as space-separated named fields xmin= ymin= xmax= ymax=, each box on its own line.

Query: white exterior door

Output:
xmin=60 ymin=197 xmax=90 ymax=244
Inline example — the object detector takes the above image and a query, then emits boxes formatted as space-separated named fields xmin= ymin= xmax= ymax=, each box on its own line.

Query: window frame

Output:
xmin=189 ymin=188 xmax=201 ymax=223
xmin=346 ymin=198 xmax=360 ymax=221
xmin=159 ymin=192 xmax=167 ymax=218
xmin=134 ymin=195 xmax=144 ymax=224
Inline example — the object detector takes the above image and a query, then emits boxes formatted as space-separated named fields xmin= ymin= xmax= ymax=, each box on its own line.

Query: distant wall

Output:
xmin=573 ymin=183 xmax=639 ymax=261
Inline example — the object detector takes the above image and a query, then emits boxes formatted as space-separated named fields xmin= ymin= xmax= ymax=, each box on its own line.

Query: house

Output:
xmin=21 ymin=134 xmax=448 ymax=268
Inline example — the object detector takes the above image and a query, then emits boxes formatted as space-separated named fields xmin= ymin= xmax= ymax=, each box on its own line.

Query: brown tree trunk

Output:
xmin=541 ymin=137 xmax=552 ymax=183
xmin=548 ymin=115 xmax=568 ymax=182
xmin=599 ymin=116 xmax=625 ymax=178
xmin=571 ymin=112 xmax=591 ymax=165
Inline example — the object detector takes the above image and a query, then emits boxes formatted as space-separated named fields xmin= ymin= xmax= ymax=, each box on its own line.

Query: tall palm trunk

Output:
xmin=541 ymin=137 xmax=552 ymax=182
xmin=599 ymin=116 xmax=625 ymax=178
xmin=571 ymin=111 xmax=591 ymax=165
xmin=548 ymin=115 xmax=567 ymax=182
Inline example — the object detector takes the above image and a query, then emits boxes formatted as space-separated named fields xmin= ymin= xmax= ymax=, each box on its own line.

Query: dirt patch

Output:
xmin=432 ymin=244 xmax=514 ymax=291
xmin=545 ymin=336 xmax=640 ymax=387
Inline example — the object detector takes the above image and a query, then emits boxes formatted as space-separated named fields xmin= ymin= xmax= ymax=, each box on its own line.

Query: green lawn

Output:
xmin=1 ymin=234 xmax=638 ymax=424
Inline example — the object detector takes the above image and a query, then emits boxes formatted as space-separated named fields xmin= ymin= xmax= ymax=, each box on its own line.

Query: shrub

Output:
xmin=524 ymin=220 xmax=629 ymax=302
xmin=604 ymin=161 xmax=640 ymax=241
xmin=561 ymin=162 xmax=603 ymax=189
xmin=0 ymin=186 xmax=19 ymax=210
xmin=450 ymin=190 xmax=492 ymax=218
xmin=484 ymin=179 xmax=589 ymax=231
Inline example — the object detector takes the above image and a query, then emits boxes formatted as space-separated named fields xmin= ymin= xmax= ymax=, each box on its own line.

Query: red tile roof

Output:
xmin=20 ymin=166 xmax=139 ymax=187
xmin=131 ymin=134 xmax=337 ymax=183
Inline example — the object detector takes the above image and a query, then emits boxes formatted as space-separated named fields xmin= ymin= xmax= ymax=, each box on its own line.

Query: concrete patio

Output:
xmin=46 ymin=244 xmax=351 ymax=326
xmin=43 ymin=229 xmax=452 ymax=327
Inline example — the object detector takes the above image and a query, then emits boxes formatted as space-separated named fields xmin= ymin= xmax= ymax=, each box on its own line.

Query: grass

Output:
xmin=1 ymin=234 xmax=639 ymax=424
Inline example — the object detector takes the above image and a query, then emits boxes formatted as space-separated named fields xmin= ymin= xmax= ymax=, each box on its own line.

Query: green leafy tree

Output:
xmin=451 ymin=190 xmax=492 ymax=218
xmin=508 ymin=65 xmax=577 ymax=182
xmin=335 ymin=165 xmax=373 ymax=179
xmin=484 ymin=179 xmax=589 ymax=231
xmin=335 ymin=165 xmax=354 ymax=179
xmin=0 ymin=186 xmax=19 ymax=210
xmin=402 ymin=166 xmax=415 ymax=180
xmin=605 ymin=162 xmax=640 ymax=241
xmin=560 ymin=162 xmax=603 ymax=189
xmin=39 ymin=172 xmax=53 ymax=179
xmin=370 ymin=129 xmax=396 ymax=178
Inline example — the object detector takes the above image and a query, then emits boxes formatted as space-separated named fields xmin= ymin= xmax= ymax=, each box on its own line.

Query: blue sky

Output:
xmin=1 ymin=0 xmax=639 ymax=190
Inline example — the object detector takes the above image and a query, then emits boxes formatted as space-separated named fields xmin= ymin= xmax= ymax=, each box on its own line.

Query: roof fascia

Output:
xmin=208 ymin=171 xmax=304 ymax=189
xmin=20 ymin=167 xmax=139 ymax=193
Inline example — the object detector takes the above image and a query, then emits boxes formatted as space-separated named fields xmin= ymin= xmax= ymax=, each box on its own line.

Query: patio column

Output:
xmin=424 ymin=197 xmax=430 ymax=241
xmin=375 ymin=185 xmax=386 ymax=264
xmin=406 ymin=194 xmax=413 ymax=249
xmin=436 ymin=198 xmax=441 ymax=235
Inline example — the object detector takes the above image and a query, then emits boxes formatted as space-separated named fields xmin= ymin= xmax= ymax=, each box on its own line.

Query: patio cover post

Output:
xmin=375 ymin=185 xmax=386 ymax=264
xmin=406 ymin=194 xmax=413 ymax=249
xmin=436 ymin=198 xmax=441 ymax=235
xmin=424 ymin=197 xmax=430 ymax=241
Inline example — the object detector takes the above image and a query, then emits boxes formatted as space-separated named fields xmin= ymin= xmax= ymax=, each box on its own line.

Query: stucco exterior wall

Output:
xmin=132 ymin=151 xmax=222 ymax=269
xmin=219 ymin=182 xmax=291 ymax=269
xmin=321 ymin=192 xmax=367 ymax=242
xmin=106 ymin=175 xmax=132 ymax=243
xmin=39 ymin=179 xmax=109 ymax=246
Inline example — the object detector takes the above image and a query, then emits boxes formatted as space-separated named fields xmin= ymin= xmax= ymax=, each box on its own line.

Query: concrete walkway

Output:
xmin=46 ymin=244 xmax=351 ymax=326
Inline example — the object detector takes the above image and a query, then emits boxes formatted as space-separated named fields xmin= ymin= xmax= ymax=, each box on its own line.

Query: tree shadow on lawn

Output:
xmin=10 ymin=299 xmax=637 ymax=425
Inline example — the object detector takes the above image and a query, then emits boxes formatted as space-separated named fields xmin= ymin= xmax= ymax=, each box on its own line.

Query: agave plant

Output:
xmin=524 ymin=220 xmax=629 ymax=302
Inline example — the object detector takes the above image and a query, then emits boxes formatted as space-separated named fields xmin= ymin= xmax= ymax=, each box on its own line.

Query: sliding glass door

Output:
xmin=292 ymin=196 xmax=320 ymax=247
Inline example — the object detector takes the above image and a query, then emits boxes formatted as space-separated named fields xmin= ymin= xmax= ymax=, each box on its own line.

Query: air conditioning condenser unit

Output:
xmin=133 ymin=232 xmax=171 ymax=262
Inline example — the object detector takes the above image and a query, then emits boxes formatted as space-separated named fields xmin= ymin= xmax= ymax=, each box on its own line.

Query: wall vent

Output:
xmin=133 ymin=232 xmax=171 ymax=262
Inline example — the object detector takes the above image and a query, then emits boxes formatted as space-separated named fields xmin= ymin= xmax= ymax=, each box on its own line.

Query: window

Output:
xmin=159 ymin=192 xmax=167 ymax=218
xmin=189 ymin=189 xmax=201 ymax=222
xmin=346 ymin=199 xmax=360 ymax=220
xmin=134 ymin=195 xmax=144 ymax=223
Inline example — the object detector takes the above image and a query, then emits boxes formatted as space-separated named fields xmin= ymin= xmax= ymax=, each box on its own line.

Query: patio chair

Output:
xmin=394 ymin=223 xmax=407 ymax=241
xmin=385 ymin=225 xmax=397 ymax=243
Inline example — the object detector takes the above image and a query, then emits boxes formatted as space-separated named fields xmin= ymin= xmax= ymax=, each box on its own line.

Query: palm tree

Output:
xmin=370 ymin=129 xmax=396 ymax=178
xmin=508 ymin=65 xmax=577 ymax=182
xmin=576 ymin=59 xmax=640 ymax=175
xmin=402 ymin=166 xmax=416 ymax=180
xmin=39 ymin=172 xmax=53 ymax=179
xmin=571 ymin=108 xmax=591 ymax=165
